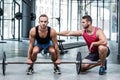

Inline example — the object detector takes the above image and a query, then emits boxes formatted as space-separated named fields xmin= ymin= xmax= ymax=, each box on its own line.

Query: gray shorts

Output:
xmin=85 ymin=47 xmax=110 ymax=61
xmin=34 ymin=40 xmax=53 ymax=52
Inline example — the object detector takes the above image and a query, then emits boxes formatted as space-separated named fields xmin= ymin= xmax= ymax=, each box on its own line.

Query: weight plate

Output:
xmin=76 ymin=52 xmax=82 ymax=74
xmin=0 ymin=8 xmax=3 ymax=16
xmin=2 ymin=52 xmax=6 ymax=75
xmin=15 ymin=12 xmax=22 ymax=20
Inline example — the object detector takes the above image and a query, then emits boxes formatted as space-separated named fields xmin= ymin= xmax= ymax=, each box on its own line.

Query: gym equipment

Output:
xmin=58 ymin=39 xmax=68 ymax=54
xmin=14 ymin=12 xmax=36 ymax=20
xmin=0 ymin=8 xmax=36 ymax=21
xmin=42 ymin=39 xmax=68 ymax=55
xmin=30 ymin=13 xmax=36 ymax=21
xmin=57 ymin=41 xmax=86 ymax=54
xmin=1 ymin=51 xmax=98 ymax=75
xmin=15 ymin=12 xmax=22 ymax=20
xmin=1 ymin=51 xmax=81 ymax=75
xmin=0 ymin=8 xmax=3 ymax=16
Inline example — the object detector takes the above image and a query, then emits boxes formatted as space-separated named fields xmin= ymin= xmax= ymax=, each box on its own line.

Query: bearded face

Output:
xmin=81 ymin=19 xmax=91 ymax=29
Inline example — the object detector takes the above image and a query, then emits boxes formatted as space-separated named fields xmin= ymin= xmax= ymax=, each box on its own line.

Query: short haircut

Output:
xmin=39 ymin=14 xmax=48 ymax=21
xmin=82 ymin=15 xmax=92 ymax=23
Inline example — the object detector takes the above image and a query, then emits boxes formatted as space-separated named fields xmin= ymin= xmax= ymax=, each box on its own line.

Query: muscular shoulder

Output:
xmin=50 ymin=27 xmax=56 ymax=37
xmin=29 ymin=27 xmax=36 ymax=37
xmin=96 ymin=27 xmax=104 ymax=37
xmin=96 ymin=27 xmax=103 ymax=33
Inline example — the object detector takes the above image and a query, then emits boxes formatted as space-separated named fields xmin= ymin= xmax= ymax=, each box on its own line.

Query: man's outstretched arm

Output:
xmin=57 ymin=30 xmax=83 ymax=36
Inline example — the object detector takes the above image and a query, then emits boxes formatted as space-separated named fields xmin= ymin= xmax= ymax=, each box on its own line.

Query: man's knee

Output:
xmin=81 ymin=59 xmax=91 ymax=71
xmin=98 ymin=45 xmax=108 ymax=54
xmin=49 ymin=47 xmax=56 ymax=54
xmin=81 ymin=64 xmax=90 ymax=71
xmin=32 ymin=47 xmax=39 ymax=56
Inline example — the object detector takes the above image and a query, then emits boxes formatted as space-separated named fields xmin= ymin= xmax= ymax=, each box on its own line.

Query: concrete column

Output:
xmin=30 ymin=0 xmax=36 ymax=27
xmin=22 ymin=0 xmax=35 ymax=38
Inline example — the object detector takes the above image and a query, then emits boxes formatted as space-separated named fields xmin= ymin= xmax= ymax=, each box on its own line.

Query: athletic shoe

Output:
xmin=54 ymin=66 xmax=61 ymax=75
xmin=99 ymin=66 xmax=106 ymax=75
xmin=26 ymin=66 xmax=34 ymax=75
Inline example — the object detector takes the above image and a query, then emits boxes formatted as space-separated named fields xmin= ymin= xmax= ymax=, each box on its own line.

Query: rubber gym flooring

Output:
xmin=0 ymin=40 xmax=120 ymax=80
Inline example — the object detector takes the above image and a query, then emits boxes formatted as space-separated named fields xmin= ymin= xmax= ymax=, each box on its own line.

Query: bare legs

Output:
xmin=28 ymin=46 xmax=58 ymax=68
xmin=81 ymin=45 xmax=108 ymax=72
xmin=48 ymin=46 xmax=58 ymax=68
xmin=29 ymin=46 xmax=40 ymax=68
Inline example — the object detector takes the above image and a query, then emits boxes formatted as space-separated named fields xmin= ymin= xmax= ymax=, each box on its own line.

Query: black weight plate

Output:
xmin=30 ymin=13 xmax=36 ymax=21
xmin=15 ymin=12 xmax=22 ymax=20
xmin=2 ymin=52 xmax=6 ymax=75
xmin=76 ymin=52 xmax=82 ymax=74
xmin=0 ymin=8 xmax=3 ymax=16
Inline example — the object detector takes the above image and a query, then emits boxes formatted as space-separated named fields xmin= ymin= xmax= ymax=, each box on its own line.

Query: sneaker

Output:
xmin=54 ymin=66 xmax=61 ymax=75
xmin=26 ymin=66 xmax=34 ymax=75
xmin=105 ymin=59 xmax=107 ymax=70
xmin=99 ymin=66 xmax=106 ymax=75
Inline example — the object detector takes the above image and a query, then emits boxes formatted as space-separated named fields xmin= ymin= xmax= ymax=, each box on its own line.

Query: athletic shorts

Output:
xmin=34 ymin=40 xmax=53 ymax=52
xmin=85 ymin=47 xmax=110 ymax=61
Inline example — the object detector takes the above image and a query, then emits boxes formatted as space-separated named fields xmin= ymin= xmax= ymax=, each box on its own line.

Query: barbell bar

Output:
xmin=2 ymin=61 xmax=98 ymax=64
xmin=1 ymin=51 xmax=98 ymax=76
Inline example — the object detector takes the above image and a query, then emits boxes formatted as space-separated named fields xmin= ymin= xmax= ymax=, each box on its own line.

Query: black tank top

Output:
xmin=35 ymin=26 xmax=51 ymax=44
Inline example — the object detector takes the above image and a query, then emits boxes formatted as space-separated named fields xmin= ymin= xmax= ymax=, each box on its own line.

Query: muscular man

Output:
xmin=27 ymin=14 xmax=61 ymax=74
xmin=57 ymin=15 xmax=110 ymax=75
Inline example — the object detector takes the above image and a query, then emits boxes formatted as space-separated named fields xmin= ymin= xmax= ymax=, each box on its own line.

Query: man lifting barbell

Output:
xmin=27 ymin=14 xmax=61 ymax=75
xmin=57 ymin=15 xmax=110 ymax=75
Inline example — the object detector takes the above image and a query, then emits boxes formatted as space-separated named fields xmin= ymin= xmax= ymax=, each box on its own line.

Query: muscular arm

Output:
xmin=51 ymin=28 xmax=60 ymax=59
xmin=57 ymin=30 xmax=83 ymax=36
xmin=92 ymin=28 xmax=107 ymax=47
xmin=27 ymin=28 xmax=36 ymax=59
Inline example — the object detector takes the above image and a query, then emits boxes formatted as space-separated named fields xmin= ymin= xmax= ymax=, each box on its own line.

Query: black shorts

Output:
xmin=85 ymin=47 xmax=110 ymax=61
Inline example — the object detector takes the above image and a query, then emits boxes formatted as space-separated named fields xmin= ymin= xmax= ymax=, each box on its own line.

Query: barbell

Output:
xmin=0 ymin=8 xmax=36 ymax=21
xmin=1 ymin=51 xmax=98 ymax=76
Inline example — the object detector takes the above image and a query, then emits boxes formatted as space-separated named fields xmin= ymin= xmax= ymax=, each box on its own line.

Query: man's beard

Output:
xmin=84 ymin=25 xmax=89 ymax=29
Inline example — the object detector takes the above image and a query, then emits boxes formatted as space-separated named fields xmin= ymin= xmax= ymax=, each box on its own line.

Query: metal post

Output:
xmin=102 ymin=0 xmax=104 ymax=30
xmin=77 ymin=0 xmax=82 ymax=41
xmin=1 ymin=0 xmax=4 ymax=40
xmin=96 ymin=0 xmax=98 ymax=27
xmin=13 ymin=0 xmax=21 ymax=41
xmin=118 ymin=0 xmax=120 ymax=60
xmin=117 ymin=0 xmax=119 ymax=42
xmin=58 ymin=0 xmax=61 ymax=39
xmin=67 ymin=0 xmax=69 ymax=39
xmin=109 ymin=0 xmax=112 ymax=40
xmin=70 ymin=0 xmax=72 ymax=39
xmin=13 ymin=2 xmax=15 ymax=39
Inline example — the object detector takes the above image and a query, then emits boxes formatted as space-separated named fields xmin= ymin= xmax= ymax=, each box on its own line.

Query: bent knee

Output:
xmin=81 ymin=64 xmax=90 ymax=71
xmin=32 ymin=47 xmax=39 ymax=55
xmin=49 ymin=47 xmax=56 ymax=54
xmin=98 ymin=45 xmax=108 ymax=53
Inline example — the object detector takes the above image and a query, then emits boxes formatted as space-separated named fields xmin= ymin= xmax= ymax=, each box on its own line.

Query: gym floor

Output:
xmin=0 ymin=39 xmax=120 ymax=80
